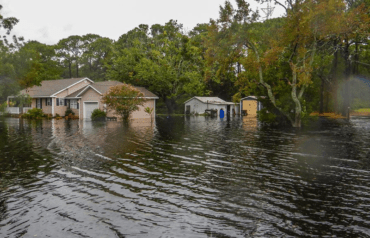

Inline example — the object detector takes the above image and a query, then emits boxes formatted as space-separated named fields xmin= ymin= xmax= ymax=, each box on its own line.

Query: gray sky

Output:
xmin=0 ymin=0 xmax=284 ymax=45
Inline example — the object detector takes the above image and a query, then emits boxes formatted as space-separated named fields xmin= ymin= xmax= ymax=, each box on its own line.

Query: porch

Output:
xmin=6 ymin=107 xmax=32 ymax=114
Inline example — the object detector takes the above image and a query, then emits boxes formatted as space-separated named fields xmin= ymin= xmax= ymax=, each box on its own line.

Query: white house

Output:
xmin=184 ymin=97 xmax=239 ymax=116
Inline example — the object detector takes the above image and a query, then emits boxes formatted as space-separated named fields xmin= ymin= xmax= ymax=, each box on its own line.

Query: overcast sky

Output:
xmin=0 ymin=0 xmax=284 ymax=45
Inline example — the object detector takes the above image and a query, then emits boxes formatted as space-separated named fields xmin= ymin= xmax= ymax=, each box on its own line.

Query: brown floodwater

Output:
xmin=0 ymin=116 xmax=370 ymax=237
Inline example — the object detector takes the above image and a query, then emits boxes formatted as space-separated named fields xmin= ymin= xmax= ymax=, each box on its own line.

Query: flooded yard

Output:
xmin=1 ymin=116 xmax=370 ymax=237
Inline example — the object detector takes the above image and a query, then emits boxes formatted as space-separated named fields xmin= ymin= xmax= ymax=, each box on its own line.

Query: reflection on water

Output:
xmin=0 ymin=116 xmax=370 ymax=237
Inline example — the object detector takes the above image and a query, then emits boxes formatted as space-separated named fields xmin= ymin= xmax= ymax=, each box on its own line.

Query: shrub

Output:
xmin=22 ymin=108 xmax=44 ymax=119
xmin=91 ymin=109 xmax=106 ymax=121
xmin=65 ymin=108 xmax=75 ymax=117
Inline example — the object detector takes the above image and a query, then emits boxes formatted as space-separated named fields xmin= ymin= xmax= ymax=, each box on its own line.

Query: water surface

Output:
xmin=0 ymin=116 xmax=370 ymax=237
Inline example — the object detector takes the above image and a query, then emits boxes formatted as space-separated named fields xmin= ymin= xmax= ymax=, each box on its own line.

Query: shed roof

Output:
xmin=184 ymin=96 xmax=236 ymax=105
xmin=240 ymin=96 xmax=266 ymax=101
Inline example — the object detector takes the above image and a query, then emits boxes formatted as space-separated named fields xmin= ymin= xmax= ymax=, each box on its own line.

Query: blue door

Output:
xmin=220 ymin=109 xmax=224 ymax=118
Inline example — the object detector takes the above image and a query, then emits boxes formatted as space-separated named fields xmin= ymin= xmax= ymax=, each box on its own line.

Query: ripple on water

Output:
xmin=1 ymin=117 xmax=370 ymax=237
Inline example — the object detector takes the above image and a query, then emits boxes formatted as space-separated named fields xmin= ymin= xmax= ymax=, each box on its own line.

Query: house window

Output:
xmin=70 ymin=99 xmax=77 ymax=109
xmin=46 ymin=98 xmax=52 ymax=106
xmin=58 ymin=98 xmax=64 ymax=106
xmin=36 ymin=99 xmax=41 ymax=109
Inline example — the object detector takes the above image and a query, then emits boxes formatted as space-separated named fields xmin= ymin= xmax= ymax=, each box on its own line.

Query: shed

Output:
xmin=184 ymin=97 xmax=239 ymax=116
xmin=240 ymin=96 xmax=263 ymax=116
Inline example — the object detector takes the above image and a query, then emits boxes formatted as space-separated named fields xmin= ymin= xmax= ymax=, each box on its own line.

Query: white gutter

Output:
xmin=50 ymin=78 xmax=94 ymax=97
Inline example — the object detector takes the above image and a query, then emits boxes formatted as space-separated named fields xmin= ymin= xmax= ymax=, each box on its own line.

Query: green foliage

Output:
xmin=22 ymin=108 xmax=44 ymax=119
xmin=257 ymin=108 xmax=277 ymax=124
xmin=65 ymin=108 xmax=75 ymax=117
xmin=107 ymin=20 xmax=208 ymax=113
xmin=91 ymin=109 xmax=107 ymax=121
xmin=144 ymin=107 xmax=153 ymax=115
xmin=0 ymin=102 xmax=8 ymax=116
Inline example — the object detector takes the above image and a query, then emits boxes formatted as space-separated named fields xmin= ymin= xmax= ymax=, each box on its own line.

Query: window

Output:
xmin=58 ymin=98 xmax=64 ymax=106
xmin=70 ymin=99 xmax=77 ymax=109
xmin=46 ymin=98 xmax=52 ymax=106
xmin=36 ymin=99 xmax=41 ymax=109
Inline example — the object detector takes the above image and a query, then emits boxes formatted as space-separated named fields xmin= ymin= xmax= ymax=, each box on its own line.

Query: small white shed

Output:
xmin=184 ymin=97 xmax=239 ymax=116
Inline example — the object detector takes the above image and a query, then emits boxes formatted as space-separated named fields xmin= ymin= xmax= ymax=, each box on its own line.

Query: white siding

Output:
xmin=184 ymin=99 xmax=239 ymax=116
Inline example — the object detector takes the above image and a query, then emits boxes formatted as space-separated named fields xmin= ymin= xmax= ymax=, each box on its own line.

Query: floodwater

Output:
xmin=0 ymin=116 xmax=370 ymax=238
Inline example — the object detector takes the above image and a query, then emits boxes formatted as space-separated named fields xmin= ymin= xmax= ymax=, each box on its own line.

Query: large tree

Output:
xmin=206 ymin=0 xmax=369 ymax=127
xmin=108 ymin=20 xmax=207 ymax=113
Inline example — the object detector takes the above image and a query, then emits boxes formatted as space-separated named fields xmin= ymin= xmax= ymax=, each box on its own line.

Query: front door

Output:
xmin=84 ymin=102 xmax=99 ymax=119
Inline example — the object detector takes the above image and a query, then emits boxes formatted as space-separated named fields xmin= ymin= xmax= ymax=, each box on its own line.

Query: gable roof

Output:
xmin=21 ymin=77 xmax=93 ymax=97
xmin=184 ymin=96 xmax=236 ymax=105
xmin=65 ymin=81 xmax=159 ymax=99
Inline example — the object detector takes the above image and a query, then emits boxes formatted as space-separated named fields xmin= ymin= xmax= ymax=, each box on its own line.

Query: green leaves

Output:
xmin=108 ymin=20 xmax=207 ymax=113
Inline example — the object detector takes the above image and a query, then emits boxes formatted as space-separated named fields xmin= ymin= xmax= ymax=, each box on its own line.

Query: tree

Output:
xmin=108 ymin=20 xmax=207 ymax=113
xmin=14 ymin=41 xmax=62 ymax=89
xmin=102 ymin=84 xmax=146 ymax=121
xmin=80 ymin=35 xmax=113 ymax=81
xmin=207 ymin=0 xmax=354 ymax=127
xmin=0 ymin=4 xmax=19 ymax=45
xmin=56 ymin=35 xmax=84 ymax=78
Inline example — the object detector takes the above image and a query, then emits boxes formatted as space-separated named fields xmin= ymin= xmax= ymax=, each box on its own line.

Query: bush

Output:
xmin=65 ymin=108 xmax=75 ymax=117
xmin=22 ymin=108 xmax=44 ymax=119
xmin=91 ymin=109 xmax=106 ymax=121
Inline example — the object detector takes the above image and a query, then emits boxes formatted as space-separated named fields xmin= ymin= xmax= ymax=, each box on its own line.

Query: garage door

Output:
xmin=84 ymin=102 xmax=99 ymax=119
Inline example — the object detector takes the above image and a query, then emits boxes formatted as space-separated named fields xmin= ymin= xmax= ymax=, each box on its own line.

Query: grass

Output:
xmin=354 ymin=108 xmax=370 ymax=113
xmin=309 ymin=112 xmax=347 ymax=119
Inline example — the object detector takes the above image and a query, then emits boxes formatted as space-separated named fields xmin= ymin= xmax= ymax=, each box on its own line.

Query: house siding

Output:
xmin=53 ymin=79 xmax=91 ymax=117
xmin=80 ymin=88 xmax=102 ymax=119
xmin=104 ymin=98 xmax=156 ymax=120
xmin=129 ymin=100 xmax=155 ymax=119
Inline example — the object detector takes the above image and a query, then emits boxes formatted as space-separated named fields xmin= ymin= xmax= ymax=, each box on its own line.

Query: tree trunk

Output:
xmin=353 ymin=40 xmax=359 ymax=75
xmin=164 ymin=97 xmax=175 ymax=114
xmin=342 ymin=38 xmax=351 ymax=116
xmin=69 ymin=61 xmax=72 ymax=78
xmin=76 ymin=59 xmax=79 ymax=78
xmin=332 ymin=39 xmax=338 ymax=113
xmin=319 ymin=76 xmax=324 ymax=114
xmin=291 ymin=67 xmax=302 ymax=128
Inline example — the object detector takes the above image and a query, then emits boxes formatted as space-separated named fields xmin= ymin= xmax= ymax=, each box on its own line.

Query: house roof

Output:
xmin=184 ymin=96 xmax=236 ymax=105
xmin=65 ymin=81 xmax=159 ymax=99
xmin=21 ymin=77 xmax=92 ymax=97
xmin=20 ymin=78 xmax=158 ymax=99
xmin=64 ymin=87 xmax=85 ymax=98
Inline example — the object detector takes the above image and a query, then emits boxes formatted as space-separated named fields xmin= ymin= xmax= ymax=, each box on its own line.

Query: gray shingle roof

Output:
xmin=64 ymin=81 xmax=159 ymax=99
xmin=21 ymin=78 xmax=88 ymax=97
xmin=21 ymin=78 xmax=158 ymax=99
